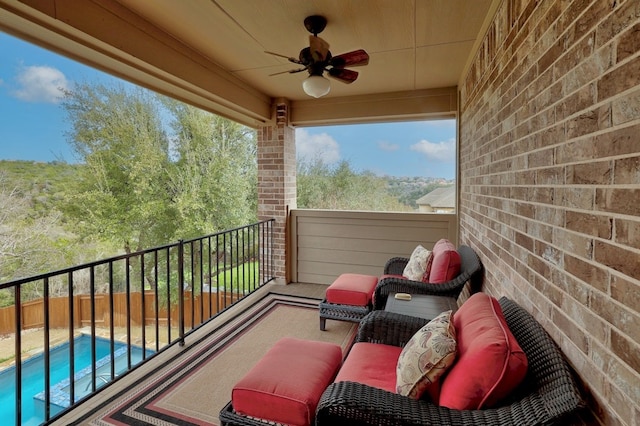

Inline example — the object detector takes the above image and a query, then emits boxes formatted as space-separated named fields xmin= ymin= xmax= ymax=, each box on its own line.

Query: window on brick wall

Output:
xmin=295 ymin=119 xmax=456 ymax=213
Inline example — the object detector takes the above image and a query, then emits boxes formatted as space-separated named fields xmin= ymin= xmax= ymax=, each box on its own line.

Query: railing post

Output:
xmin=43 ymin=277 xmax=50 ymax=422
xmin=14 ymin=285 xmax=21 ymax=426
xmin=178 ymin=239 xmax=185 ymax=347
xmin=270 ymin=219 xmax=274 ymax=281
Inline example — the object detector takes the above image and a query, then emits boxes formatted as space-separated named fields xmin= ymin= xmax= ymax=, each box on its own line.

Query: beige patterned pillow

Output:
xmin=402 ymin=245 xmax=431 ymax=281
xmin=396 ymin=310 xmax=457 ymax=399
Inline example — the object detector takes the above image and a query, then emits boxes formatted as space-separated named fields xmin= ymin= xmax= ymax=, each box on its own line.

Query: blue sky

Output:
xmin=1 ymin=32 xmax=456 ymax=179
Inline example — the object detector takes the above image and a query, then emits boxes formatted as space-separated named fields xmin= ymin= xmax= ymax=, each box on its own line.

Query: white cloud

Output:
xmin=295 ymin=128 xmax=341 ymax=163
xmin=410 ymin=138 xmax=456 ymax=162
xmin=377 ymin=141 xmax=399 ymax=151
xmin=12 ymin=65 xmax=69 ymax=103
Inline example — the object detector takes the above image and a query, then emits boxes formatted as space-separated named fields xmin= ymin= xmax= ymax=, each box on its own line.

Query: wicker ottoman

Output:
xmin=319 ymin=273 xmax=378 ymax=331
xmin=219 ymin=337 xmax=342 ymax=426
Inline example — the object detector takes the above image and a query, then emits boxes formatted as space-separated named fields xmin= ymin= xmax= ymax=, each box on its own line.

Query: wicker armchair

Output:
xmin=373 ymin=244 xmax=482 ymax=310
xmin=316 ymin=297 xmax=585 ymax=426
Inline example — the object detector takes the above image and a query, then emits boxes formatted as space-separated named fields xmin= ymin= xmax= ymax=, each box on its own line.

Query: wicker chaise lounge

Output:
xmin=316 ymin=297 xmax=585 ymax=426
xmin=373 ymin=244 xmax=483 ymax=310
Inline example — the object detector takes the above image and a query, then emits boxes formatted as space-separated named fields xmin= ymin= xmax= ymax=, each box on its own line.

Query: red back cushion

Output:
xmin=425 ymin=239 xmax=461 ymax=283
xmin=439 ymin=293 xmax=528 ymax=409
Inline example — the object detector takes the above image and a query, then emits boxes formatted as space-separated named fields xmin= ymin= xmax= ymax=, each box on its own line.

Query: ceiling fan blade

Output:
xmin=328 ymin=68 xmax=359 ymax=83
xmin=309 ymin=35 xmax=330 ymax=62
xmin=265 ymin=51 xmax=303 ymax=64
xmin=269 ymin=67 xmax=308 ymax=76
xmin=329 ymin=49 xmax=369 ymax=68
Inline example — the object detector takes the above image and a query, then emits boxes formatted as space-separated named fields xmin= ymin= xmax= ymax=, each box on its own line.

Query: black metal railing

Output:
xmin=0 ymin=219 xmax=275 ymax=426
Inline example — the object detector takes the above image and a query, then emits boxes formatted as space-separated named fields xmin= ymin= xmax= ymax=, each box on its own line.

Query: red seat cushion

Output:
xmin=334 ymin=342 xmax=400 ymax=393
xmin=426 ymin=239 xmax=461 ymax=283
xmin=326 ymin=273 xmax=378 ymax=306
xmin=232 ymin=337 xmax=342 ymax=425
xmin=439 ymin=293 xmax=528 ymax=409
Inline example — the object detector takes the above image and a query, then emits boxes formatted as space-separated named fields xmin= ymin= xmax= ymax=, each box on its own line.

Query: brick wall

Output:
xmin=257 ymin=101 xmax=297 ymax=283
xmin=458 ymin=1 xmax=639 ymax=425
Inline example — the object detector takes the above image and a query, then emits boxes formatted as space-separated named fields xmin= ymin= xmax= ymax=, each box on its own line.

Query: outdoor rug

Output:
xmin=80 ymin=292 xmax=358 ymax=426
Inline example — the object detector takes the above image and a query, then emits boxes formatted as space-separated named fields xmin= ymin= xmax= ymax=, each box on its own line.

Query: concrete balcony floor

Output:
xmin=50 ymin=281 xmax=329 ymax=425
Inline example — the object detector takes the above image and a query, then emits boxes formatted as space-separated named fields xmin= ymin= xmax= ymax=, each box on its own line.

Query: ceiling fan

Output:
xmin=265 ymin=15 xmax=369 ymax=98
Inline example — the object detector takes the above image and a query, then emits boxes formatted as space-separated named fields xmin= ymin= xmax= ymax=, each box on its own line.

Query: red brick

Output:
xmin=556 ymin=187 xmax=595 ymax=210
xmin=561 ymin=295 xmax=608 ymax=344
xmin=596 ymin=0 xmax=640 ymax=48
xmin=530 ymin=186 xmax=554 ymax=204
xmin=595 ymin=188 xmax=640 ymax=216
xmin=590 ymin=292 xmax=640 ymax=345
xmin=552 ymin=308 xmax=589 ymax=353
xmin=566 ymin=211 xmax=612 ymax=239
xmin=611 ymin=329 xmax=640 ymax=374
xmin=611 ymin=88 xmax=640 ymax=125
xmin=554 ymin=227 xmax=594 ymax=259
xmin=564 ymin=46 xmax=614 ymax=95
xmin=536 ymin=166 xmax=565 ymax=184
xmin=594 ymin=123 xmax=640 ymax=158
xmin=617 ymin=22 xmax=640 ymax=62
xmin=556 ymin=84 xmax=596 ymax=120
xmin=556 ymin=138 xmax=596 ymax=164
xmin=538 ymin=37 xmax=564 ymax=74
xmin=614 ymin=218 xmax=640 ymax=250
xmin=613 ymin=156 xmax=640 ymax=184
xmin=555 ymin=30 xmax=595 ymax=77
xmin=594 ymin=240 xmax=640 ymax=280
xmin=564 ymin=253 xmax=609 ymax=292
xmin=598 ymin=56 xmax=640 ymax=101
xmin=515 ymin=231 xmax=534 ymax=252
xmin=607 ymin=384 xmax=636 ymax=426
xmin=535 ymin=240 xmax=562 ymax=265
xmin=607 ymin=353 xmax=640 ymax=405
xmin=528 ymin=148 xmax=555 ymax=168
xmin=527 ymin=253 xmax=552 ymax=279
xmin=566 ymin=161 xmax=612 ymax=184
xmin=573 ymin=0 xmax=613 ymax=44
xmin=610 ymin=274 xmax=640 ymax=315
xmin=536 ymin=205 xmax=565 ymax=226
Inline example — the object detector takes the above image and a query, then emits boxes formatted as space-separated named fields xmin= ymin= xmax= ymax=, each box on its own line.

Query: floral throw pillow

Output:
xmin=402 ymin=245 xmax=431 ymax=281
xmin=396 ymin=310 xmax=457 ymax=399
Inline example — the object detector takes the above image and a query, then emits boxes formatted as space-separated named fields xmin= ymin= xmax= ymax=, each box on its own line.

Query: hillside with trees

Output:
xmin=1 ymin=81 xmax=454 ymax=303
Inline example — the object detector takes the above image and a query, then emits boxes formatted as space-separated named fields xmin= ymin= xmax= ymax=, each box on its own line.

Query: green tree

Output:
xmin=297 ymin=158 xmax=411 ymax=211
xmin=61 ymin=83 xmax=176 ymax=254
xmin=163 ymin=101 xmax=257 ymax=294
xmin=163 ymin=100 xmax=257 ymax=238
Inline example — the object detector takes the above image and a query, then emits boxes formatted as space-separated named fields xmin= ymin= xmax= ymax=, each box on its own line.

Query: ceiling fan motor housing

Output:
xmin=304 ymin=15 xmax=327 ymax=35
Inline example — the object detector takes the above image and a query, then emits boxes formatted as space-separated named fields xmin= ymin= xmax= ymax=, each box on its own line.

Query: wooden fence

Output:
xmin=0 ymin=291 xmax=239 ymax=335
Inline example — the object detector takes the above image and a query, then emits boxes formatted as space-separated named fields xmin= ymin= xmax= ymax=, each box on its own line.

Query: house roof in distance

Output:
xmin=416 ymin=186 xmax=455 ymax=208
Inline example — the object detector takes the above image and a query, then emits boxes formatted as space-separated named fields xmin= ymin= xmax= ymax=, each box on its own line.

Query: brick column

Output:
xmin=257 ymin=99 xmax=296 ymax=284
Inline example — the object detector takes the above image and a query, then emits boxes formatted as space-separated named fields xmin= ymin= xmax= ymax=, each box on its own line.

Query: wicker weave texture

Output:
xmin=319 ymin=299 xmax=371 ymax=330
xmin=315 ymin=297 xmax=585 ymax=426
xmin=373 ymin=245 xmax=483 ymax=310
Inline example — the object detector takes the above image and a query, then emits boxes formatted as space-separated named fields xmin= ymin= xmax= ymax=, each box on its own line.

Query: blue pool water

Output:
xmin=0 ymin=335 xmax=154 ymax=425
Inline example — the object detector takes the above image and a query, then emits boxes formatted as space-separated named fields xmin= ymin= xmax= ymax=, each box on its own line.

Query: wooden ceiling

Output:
xmin=0 ymin=0 xmax=497 ymax=126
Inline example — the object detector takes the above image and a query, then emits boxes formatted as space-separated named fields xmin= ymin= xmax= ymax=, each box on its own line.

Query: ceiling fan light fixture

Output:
xmin=302 ymin=74 xmax=330 ymax=98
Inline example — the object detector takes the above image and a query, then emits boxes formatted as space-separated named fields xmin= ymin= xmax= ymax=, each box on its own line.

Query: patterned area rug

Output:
xmin=77 ymin=293 xmax=357 ymax=426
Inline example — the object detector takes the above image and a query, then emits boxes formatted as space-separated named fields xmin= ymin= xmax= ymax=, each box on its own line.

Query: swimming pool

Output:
xmin=0 ymin=334 xmax=154 ymax=425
